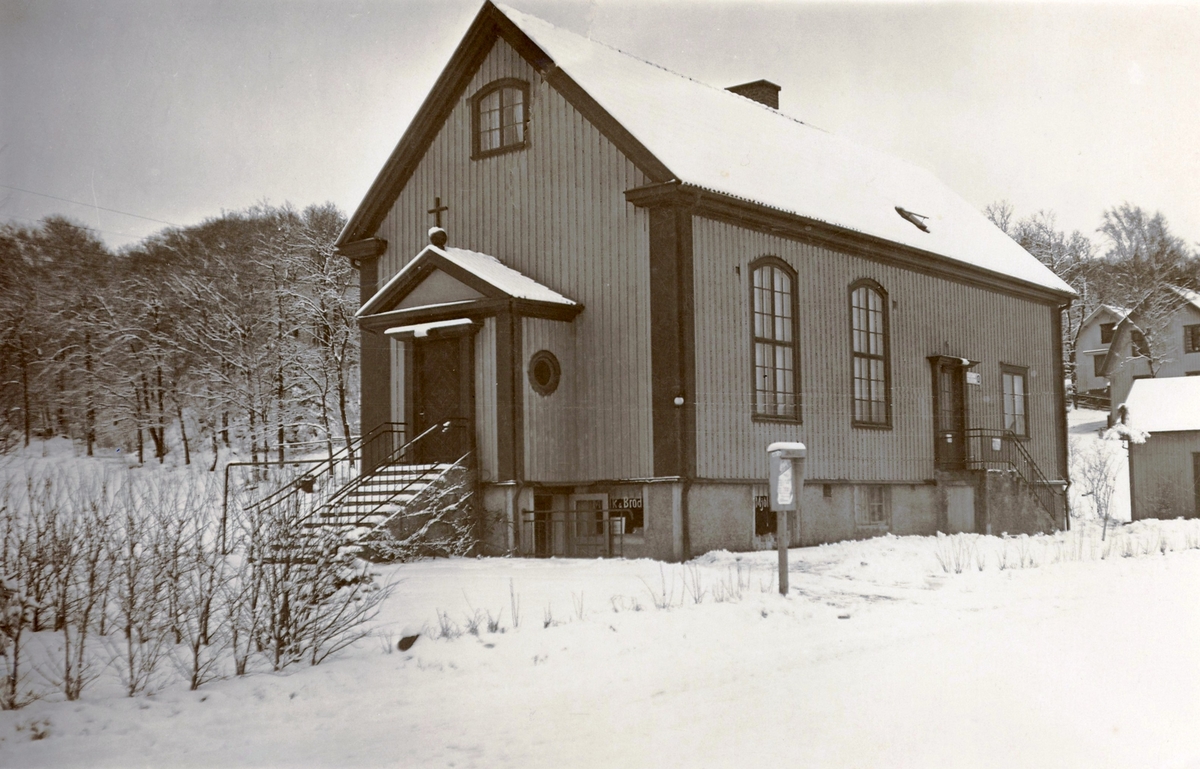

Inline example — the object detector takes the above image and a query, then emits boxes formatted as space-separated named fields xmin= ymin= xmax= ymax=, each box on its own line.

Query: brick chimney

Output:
xmin=725 ymin=79 xmax=781 ymax=110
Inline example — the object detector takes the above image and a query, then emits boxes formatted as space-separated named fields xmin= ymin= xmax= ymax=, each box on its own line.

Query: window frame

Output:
xmin=527 ymin=349 xmax=561 ymax=397
xmin=470 ymin=78 xmax=530 ymax=160
xmin=849 ymin=278 xmax=892 ymax=429
xmin=1184 ymin=324 xmax=1200 ymax=354
xmin=1099 ymin=322 xmax=1115 ymax=345
xmin=855 ymin=485 xmax=890 ymax=528
xmin=569 ymin=493 xmax=608 ymax=539
xmin=1131 ymin=329 xmax=1150 ymax=358
xmin=748 ymin=256 xmax=801 ymax=423
xmin=1093 ymin=353 xmax=1106 ymax=378
xmin=1000 ymin=363 xmax=1029 ymax=439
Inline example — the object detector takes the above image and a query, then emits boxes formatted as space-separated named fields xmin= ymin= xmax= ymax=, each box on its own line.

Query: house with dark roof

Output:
xmin=336 ymin=2 xmax=1076 ymax=559
xmin=1102 ymin=285 xmax=1200 ymax=423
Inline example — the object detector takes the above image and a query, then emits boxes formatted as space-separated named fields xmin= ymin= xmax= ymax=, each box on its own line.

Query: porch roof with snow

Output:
xmin=356 ymin=241 xmax=581 ymax=329
xmin=336 ymin=1 xmax=1075 ymax=301
xmin=1124 ymin=377 xmax=1200 ymax=434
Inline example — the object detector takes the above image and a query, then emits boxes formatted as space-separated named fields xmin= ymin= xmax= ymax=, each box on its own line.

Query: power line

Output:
xmin=0 ymin=183 xmax=181 ymax=227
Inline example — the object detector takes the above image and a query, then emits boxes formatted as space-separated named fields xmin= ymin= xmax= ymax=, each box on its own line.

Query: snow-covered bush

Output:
xmin=0 ymin=463 xmax=392 ymax=708
xmin=240 ymin=497 xmax=391 ymax=670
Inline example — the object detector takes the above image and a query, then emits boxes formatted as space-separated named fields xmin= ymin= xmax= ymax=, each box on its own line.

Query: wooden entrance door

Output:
xmin=932 ymin=358 xmax=967 ymax=470
xmin=413 ymin=335 xmax=472 ymax=464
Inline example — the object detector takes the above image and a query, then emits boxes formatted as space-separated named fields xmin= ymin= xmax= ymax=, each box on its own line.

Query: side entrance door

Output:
xmin=931 ymin=357 xmax=967 ymax=470
xmin=412 ymin=334 xmax=473 ymax=464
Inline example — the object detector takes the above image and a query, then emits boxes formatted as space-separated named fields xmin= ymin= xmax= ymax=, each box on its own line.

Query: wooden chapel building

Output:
xmin=336 ymin=2 xmax=1076 ymax=560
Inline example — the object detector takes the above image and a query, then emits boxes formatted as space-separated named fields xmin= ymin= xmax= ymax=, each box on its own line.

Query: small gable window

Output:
xmin=850 ymin=280 xmax=891 ymax=427
xmin=750 ymin=257 xmax=799 ymax=421
xmin=472 ymin=79 xmax=529 ymax=158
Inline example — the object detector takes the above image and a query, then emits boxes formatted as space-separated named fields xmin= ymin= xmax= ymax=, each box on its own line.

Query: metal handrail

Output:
xmin=964 ymin=428 xmax=1065 ymax=523
xmin=328 ymin=451 xmax=474 ymax=531
xmin=250 ymin=421 xmax=406 ymax=518
xmin=301 ymin=419 xmax=472 ymax=528
xmin=518 ymin=508 xmax=629 ymax=558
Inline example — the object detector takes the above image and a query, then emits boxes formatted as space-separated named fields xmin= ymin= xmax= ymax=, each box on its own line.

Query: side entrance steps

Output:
xmin=233 ymin=421 xmax=474 ymax=560
xmin=308 ymin=462 xmax=452 ymax=535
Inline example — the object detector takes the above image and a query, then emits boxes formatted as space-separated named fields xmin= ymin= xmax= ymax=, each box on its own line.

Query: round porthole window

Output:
xmin=528 ymin=350 xmax=561 ymax=396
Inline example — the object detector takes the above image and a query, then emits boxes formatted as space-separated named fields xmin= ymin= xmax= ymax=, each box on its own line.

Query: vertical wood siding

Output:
xmin=373 ymin=37 xmax=652 ymax=481
xmin=474 ymin=317 xmax=499 ymax=481
xmin=1130 ymin=433 xmax=1200 ymax=520
xmin=522 ymin=317 xmax=577 ymax=481
xmin=691 ymin=217 xmax=1065 ymax=483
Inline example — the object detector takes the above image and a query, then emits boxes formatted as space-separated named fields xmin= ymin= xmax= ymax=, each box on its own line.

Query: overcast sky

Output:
xmin=2 ymin=0 xmax=1198 ymax=253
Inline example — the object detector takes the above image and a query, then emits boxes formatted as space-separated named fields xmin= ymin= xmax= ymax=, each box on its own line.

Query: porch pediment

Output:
xmin=357 ymin=243 xmax=582 ymax=328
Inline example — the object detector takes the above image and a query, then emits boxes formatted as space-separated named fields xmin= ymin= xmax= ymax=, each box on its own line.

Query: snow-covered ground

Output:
xmin=6 ymin=422 xmax=1199 ymax=769
xmin=3 ymin=519 xmax=1200 ymax=768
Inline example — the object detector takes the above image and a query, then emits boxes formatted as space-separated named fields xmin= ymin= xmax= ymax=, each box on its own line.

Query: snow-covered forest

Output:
xmin=0 ymin=203 xmax=358 ymax=467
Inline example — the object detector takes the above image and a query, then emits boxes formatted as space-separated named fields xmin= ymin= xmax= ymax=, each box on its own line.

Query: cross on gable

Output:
xmin=427 ymin=196 xmax=449 ymax=227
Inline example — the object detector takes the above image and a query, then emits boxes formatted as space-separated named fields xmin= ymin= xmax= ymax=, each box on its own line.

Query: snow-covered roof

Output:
xmin=357 ymin=243 xmax=577 ymax=318
xmin=494 ymin=3 xmax=1074 ymax=296
xmin=1168 ymin=285 xmax=1200 ymax=311
xmin=385 ymin=318 xmax=476 ymax=338
xmin=1124 ymin=377 xmax=1200 ymax=433
xmin=1080 ymin=304 xmax=1131 ymax=328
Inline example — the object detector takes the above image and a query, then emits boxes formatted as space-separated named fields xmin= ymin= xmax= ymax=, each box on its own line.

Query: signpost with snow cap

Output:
xmin=768 ymin=442 xmax=806 ymax=596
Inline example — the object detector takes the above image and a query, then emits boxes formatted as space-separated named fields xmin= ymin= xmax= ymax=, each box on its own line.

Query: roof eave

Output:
xmin=625 ymin=181 xmax=1076 ymax=306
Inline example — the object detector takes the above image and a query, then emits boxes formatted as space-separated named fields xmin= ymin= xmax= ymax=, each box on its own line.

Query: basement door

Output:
xmin=412 ymin=334 xmax=473 ymax=464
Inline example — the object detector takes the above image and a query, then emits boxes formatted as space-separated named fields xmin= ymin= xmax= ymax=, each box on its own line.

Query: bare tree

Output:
xmin=41 ymin=476 xmax=110 ymax=700
xmin=172 ymin=479 xmax=228 ymax=690
xmin=0 ymin=481 xmax=40 ymax=709
xmin=1070 ymin=436 xmax=1122 ymax=541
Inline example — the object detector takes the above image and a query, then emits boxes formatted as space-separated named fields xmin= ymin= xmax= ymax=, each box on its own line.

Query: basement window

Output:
xmin=754 ymin=492 xmax=775 ymax=536
xmin=895 ymin=206 xmax=930 ymax=232
xmin=856 ymin=486 xmax=889 ymax=526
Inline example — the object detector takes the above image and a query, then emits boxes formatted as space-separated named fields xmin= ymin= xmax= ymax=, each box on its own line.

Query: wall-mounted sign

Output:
xmin=965 ymin=371 xmax=982 ymax=386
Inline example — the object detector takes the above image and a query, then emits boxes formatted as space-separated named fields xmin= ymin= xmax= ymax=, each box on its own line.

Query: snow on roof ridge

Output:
xmin=496 ymin=3 xmax=847 ymax=133
xmin=356 ymin=242 xmax=576 ymax=317
xmin=1167 ymin=284 xmax=1200 ymax=308
xmin=491 ymin=2 xmax=1074 ymax=296
xmin=495 ymin=3 xmax=958 ymax=187
xmin=439 ymin=245 xmax=577 ymax=305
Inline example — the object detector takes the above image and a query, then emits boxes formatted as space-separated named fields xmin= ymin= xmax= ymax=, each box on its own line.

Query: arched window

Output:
xmin=472 ymin=79 xmax=529 ymax=158
xmin=750 ymin=257 xmax=799 ymax=421
xmin=850 ymin=279 xmax=891 ymax=427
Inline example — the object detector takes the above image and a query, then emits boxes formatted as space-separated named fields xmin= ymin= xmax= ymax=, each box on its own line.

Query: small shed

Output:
xmin=1123 ymin=377 xmax=1200 ymax=520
